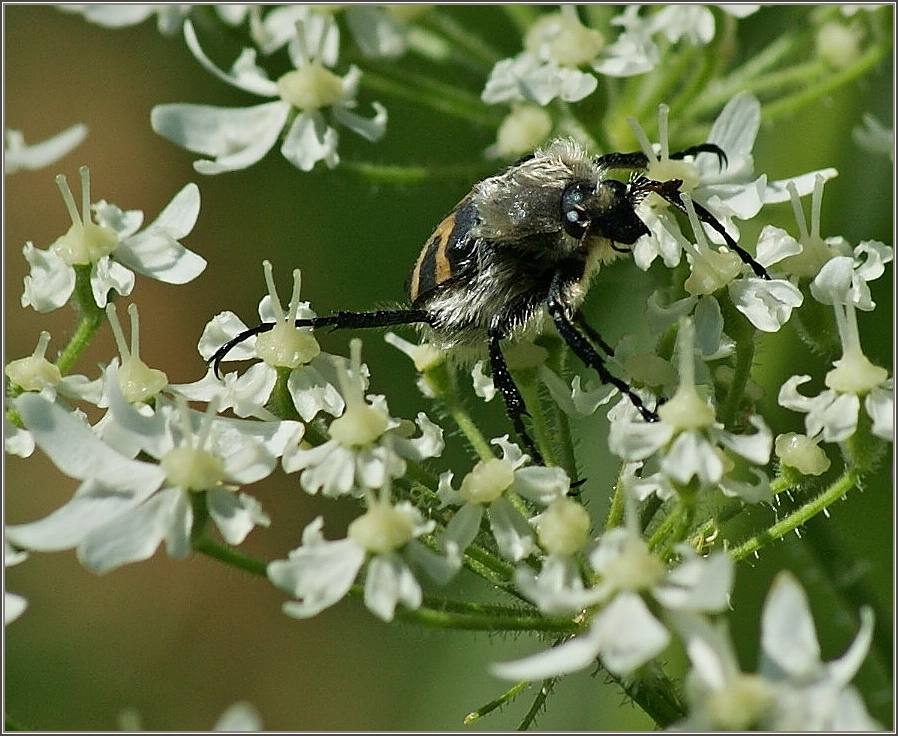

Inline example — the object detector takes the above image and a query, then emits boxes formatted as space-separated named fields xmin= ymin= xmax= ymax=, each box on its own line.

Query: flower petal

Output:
xmin=364 ymin=553 xmax=422 ymax=621
xmin=5 ymin=123 xmax=88 ymax=173
xmin=78 ymin=487 xmax=188 ymax=573
xmin=116 ymin=184 xmax=206 ymax=284
xmin=207 ymin=488 xmax=270 ymax=545
xmin=151 ymin=101 xmax=288 ymax=175
xmin=90 ymin=256 xmax=135 ymax=307
xmin=15 ymin=393 xmax=166 ymax=491
xmin=280 ymin=112 xmax=339 ymax=172
xmin=21 ymin=243 xmax=75 ymax=313
xmin=6 ymin=478 xmax=152 ymax=551
xmin=269 ymin=524 xmax=365 ymax=618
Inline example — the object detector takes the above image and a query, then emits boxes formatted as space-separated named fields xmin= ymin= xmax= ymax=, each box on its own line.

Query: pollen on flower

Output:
xmin=253 ymin=262 xmax=321 ymax=369
xmin=347 ymin=501 xmax=415 ymax=554
xmin=276 ymin=66 xmax=344 ymax=110
xmin=107 ymin=303 xmax=168 ymax=404
xmin=328 ymin=339 xmax=390 ymax=447
xmin=5 ymin=332 xmax=62 ymax=391
xmin=459 ymin=458 xmax=515 ymax=505
xmin=51 ymin=167 xmax=118 ymax=265
xmin=535 ymin=497 xmax=591 ymax=556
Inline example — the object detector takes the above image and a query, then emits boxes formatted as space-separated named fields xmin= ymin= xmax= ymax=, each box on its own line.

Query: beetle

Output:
xmin=211 ymin=138 xmax=768 ymax=464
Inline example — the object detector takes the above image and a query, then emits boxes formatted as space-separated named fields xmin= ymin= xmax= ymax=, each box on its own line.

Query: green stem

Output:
xmin=371 ymin=591 xmax=581 ymax=633
xmin=519 ymin=677 xmax=557 ymax=730
xmin=648 ymin=497 xmax=695 ymax=560
xmin=464 ymin=540 xmax=517 ymax=583
xmin=423 ymin=8 xmax=504 ymax=68
xmin=760 ymin=42 xmax=889 ymax=123
xmin=730 ymin=466 xmax=859 ymax=560
xmin=515 ymin=367 xmax=559 ymax=468
xmin=426 ymin=361 xmax=495 ymax=462
xmin=55 ymin=265 xmax=105 ymax=376
xmin=605 ymin=463 xmax=629 ymax=532
xmin=189 ymin=493 xmax=270 ymax=577
xmin=340 ymin=160 xmax=487 ymax=186
xmin=720 ymin=304 xmax=757 ymax=431
xmin=617 ymin=662 xmax=686 ymax=728
xmin=360 ymin=68 xmax=502 ymax=127
xmin=193 ymin=532 xmax=270 ymax=578
xmin=464 ymin=681 xmax=529 ymax=725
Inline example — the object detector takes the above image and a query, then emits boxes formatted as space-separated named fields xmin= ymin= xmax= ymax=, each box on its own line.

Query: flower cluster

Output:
xmin=6 ymin=5 xmax=892 ymax=732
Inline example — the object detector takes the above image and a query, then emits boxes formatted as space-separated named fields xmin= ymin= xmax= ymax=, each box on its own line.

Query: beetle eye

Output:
xmin=560 ymin=181 xmax=594 ymax=239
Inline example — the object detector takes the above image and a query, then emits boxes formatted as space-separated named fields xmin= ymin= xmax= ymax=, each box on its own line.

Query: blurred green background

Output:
xmin=4 ymin=6 xmax=893 ymax=730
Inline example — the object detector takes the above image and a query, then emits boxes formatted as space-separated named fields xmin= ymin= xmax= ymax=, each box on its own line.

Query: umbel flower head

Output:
xmin=21 ymin=166 xmax=204 ymax=312
xmin=152 ymin=15 xmax=386 ymax=173
xmin=268 ymin=484 xmax=459 ymax=622
xmin=7 ymin=381 xmax=301 ymax=574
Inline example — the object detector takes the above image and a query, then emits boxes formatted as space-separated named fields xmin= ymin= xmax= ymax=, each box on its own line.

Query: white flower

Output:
xmin=757 ymin=572 xmax=880 ymax=730
xmin=383 ymin=331 xmax=445 ymax=399
xmin=482 ymin=52 xmax=597 ymax=107
xmin=268 ymin=496 xmax=458 ymax=622
xmin=191 ymin=261 xmax=342 ymax=422
xmin=779 ymin=300 xmax=892 ymax=443
xmin=810 ymin=238 xmax=892 ymax=311
xmin=512 ymin=497 xmax=596 ymax=615
xmin=608 ymin=318 xmax=772 ymax=499
xmin=100 ymin=302 xmax=169 ymax=406
xmin=5 ymin=330 xmax=103 ymax=406
xmin=768 ymin=171 xmax=892 ymax=295
xmin=630 ymin=94 xmax=835 ymax=271
xmin=151 ymin=16 xmax=387 ymax=173
xmin=670 ymin=571 xmax=880 ymax=730
xmin=592 ymin=6 xmax=659 ymax=77
xmin=494 ymin=521 xmax=734 ymax=680
xmin=438 ymin=436 xmax=569 ymax=562
xmin=673 ymin=190 xmax=805 ymax=331
xmin=57 ymin=4 xmax=192 ymax=36
xmin=6 ymin=385 xmax=300 ymax=573
xmin=281 ymin=339 xmax=444 ymax=497
xmin=5 ymin=124 xmax=87 ymax=173
xmin=343 ymin=5 xmax=424 ymax=59
xmin=20 ymin=166 xmax=203 ymax=312
xmin=486 ymin=104 xmax=554 ymax=159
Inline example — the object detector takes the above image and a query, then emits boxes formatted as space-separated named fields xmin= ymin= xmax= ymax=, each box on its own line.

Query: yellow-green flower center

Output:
xmin=161 ymin=446 xmax=225 ymax=491
xmin=328 ymin=403 xmax=389 ymax=447
xmin=459 ymin=458 xmax=515 ymax=505
xmin=255 ymin=323 xmax=321 ymax=369
xmin=52 ymin=221 xmax=119 ymax=265
xmin=277 ymin=66 xmax=344 ymax=110
xmin=348 ymin=503 xmax=415 ymax=554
